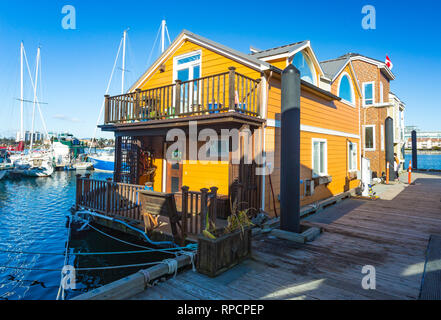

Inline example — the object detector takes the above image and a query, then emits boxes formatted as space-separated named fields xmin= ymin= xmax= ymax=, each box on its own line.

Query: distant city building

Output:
xmin=405 ymin=137 xmax=441 ymax=149
xmin=404 ymin=126 xmax=441 ymax=146
xmin=16 ymin=131 xmax=45 ymax=142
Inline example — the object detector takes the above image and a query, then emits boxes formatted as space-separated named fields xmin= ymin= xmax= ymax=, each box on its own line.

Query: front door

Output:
xmin=166 ymin=148 xmax=183 ymax=193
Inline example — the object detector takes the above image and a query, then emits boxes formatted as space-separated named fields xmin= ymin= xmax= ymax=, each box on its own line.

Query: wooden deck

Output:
xmin=130 ymin=172 xmax=441 ymax=300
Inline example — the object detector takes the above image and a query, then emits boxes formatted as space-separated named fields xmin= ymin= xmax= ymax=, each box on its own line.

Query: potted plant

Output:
xmin=196 ymin=201 xmax=254 ymax=277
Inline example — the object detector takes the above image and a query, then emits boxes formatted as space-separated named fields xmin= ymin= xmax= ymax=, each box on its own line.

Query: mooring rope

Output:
xmin=56 ymin=215 xmax=72 ymax=300
xmin=75 ymin=210 xmax=177 ymax=248
xmin=161 ymin=259 xmax=178 ymax=278
xmin=0 ymin=244 xmax=197 ymax=257
xmin=179 ymin=250 xmax=197 ymax=272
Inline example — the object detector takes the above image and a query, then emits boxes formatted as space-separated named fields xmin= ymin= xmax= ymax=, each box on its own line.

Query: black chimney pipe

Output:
xmin=280 ymin=64 xmax=301 ymax=233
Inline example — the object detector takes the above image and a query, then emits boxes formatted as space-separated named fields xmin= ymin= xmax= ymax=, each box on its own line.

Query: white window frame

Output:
xmin=337 ymin=72 xmax=355 ymax=107
xmin=362 ymin=81 xmax=375 ymax=107
xmin=311 ymin=138 xmax=328 ymax=177
xmin=347 ymin=141 xmax=358 ymax=172
xmin=289 ymin=50 xmax=317 ymax=86
xmin=363 ymin=125 xmax=376 ymax=151
xmin=172 ymin=50 xmax=202 ymax=82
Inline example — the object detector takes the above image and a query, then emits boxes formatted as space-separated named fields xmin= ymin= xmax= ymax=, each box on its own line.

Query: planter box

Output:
xmin=196 ymin=228 xmax=252 ymax=277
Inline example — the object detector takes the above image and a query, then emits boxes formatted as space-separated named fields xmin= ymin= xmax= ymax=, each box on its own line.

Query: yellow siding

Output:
xmin=182 ymin=161 xmax=229 ymax=195
xmin=138 ymin=40 xmax=261 ymax=91
xmin=264 ymin=75 xmax=361 ymax=216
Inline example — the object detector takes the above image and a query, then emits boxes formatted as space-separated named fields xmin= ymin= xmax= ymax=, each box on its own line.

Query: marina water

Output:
xmin=0 ymin=171 xmax=168 ymax=300
xmin=404 ymin=153 xmax=441 ymax=170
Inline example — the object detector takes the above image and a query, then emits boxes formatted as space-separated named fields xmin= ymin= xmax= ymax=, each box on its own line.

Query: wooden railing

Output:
xmin=104 ymin=67 xmax=262 ymax=124
xmin=75 ymin=174 xmax=219 ymax=236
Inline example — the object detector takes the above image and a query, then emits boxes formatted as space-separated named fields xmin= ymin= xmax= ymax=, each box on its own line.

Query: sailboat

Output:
xmin=88 ymin=21 xmax=171 ymax=173
xmin=11 ymin=43 xmax=54 ymax=178
xmin=0 ymin=150 xmax=14 ymax=180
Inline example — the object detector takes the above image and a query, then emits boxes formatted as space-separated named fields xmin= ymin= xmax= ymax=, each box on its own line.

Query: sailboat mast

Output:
xmin=30 ymin=47 xmax=40 ymax=151
xmin=20 ymin=42 xmax=24 ymax=143
xmin=121 ymin=30 xmax=127 ymax=94
xmin=161 ymin=20 xmax=166 ymax=53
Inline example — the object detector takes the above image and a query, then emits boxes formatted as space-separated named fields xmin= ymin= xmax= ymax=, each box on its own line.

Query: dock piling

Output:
xmin=280 ymin=64 xmax=301 ymax=233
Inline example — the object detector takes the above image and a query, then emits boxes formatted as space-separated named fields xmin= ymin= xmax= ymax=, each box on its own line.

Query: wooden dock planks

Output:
xmin=130 ymin=173 xmax=441 ymax=300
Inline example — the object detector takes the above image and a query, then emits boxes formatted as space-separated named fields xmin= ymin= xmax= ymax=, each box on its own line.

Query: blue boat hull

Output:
xmin=89 ymin=156 xmax=114 ymax=172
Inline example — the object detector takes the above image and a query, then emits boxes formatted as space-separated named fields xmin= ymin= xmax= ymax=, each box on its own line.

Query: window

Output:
xmin=364 ymin=125 xmax=375 ymax=151
xmin=174 ymin=51 xmax=201 ymax=112
xmin=338 ymin=73 xmax=354 ymax=104
xmin=348 ymin=142 xmax=357 ymax=172
xmin=206 ymin=139 xmax=229 ymax=161
xmin=363 ymin=82 xmax=374 ymax=106
xmin=312 ymin=139 xmax=327 ymax=177
xmin=292 ymin=51 xmax=315 ymax=84
xmin=174 ymin=51 xmax=201 ymax=82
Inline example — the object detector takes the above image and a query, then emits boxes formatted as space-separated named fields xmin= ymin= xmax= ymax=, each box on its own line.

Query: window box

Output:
xmin=313 ymin=175 xmax=332 ymax=186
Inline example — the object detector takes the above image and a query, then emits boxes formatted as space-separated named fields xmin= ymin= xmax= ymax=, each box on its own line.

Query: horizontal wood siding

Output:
xmin=264 ymin=75 xmax=361 ymax=216
xmin=182 ymin=161 xmax=229 ymax=196
xmin=138 ymin=40 xmax=261 ymax=91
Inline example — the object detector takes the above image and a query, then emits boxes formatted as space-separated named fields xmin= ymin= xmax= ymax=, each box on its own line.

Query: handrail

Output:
xmin=75 ymin=175 xmax=219 ymax=236
xmin=104 ymin=68 xmax=261 ymax=124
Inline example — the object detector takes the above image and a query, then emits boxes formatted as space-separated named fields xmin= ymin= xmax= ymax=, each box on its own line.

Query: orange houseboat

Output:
xmin=99 ymin=30 xmax=362 ymax=217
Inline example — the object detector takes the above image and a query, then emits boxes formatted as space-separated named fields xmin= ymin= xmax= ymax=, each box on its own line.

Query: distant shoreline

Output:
xmin=404 ymin=150 xmax=441 ymax=155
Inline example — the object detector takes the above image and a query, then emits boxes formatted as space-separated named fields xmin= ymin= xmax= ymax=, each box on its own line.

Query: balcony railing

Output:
xmin=104 ymin=67 xmax=262 ymax=124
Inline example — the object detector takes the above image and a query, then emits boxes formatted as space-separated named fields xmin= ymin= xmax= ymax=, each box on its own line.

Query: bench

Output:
xmin=139 ymin=190 xmax=187 ymax=246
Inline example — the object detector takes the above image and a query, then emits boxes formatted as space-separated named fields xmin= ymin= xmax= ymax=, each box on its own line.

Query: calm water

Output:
xmin=0 ymin=171 xmax=168 ymax=300
xmin=404 ymin=153 xmax=441 ymax=170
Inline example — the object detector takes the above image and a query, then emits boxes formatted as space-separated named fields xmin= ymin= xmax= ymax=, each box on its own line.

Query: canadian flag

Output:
xmin=385 ymin=55 xmax=393 ymax=70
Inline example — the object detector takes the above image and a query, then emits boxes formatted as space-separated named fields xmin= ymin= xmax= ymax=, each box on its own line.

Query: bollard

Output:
xmin=386 ymin=162 xmax=390 ymax=184
xmin=408 ymin=160 xmax=412 ymax=185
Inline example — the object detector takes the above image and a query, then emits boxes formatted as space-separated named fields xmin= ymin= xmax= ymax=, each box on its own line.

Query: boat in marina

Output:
xmin=12 ymin=151 xmax=54 ymax=177
xmin=88 ymin=149 xmax=114 ymax=172
xmin=0 ymin=150 xmax=14 ymax=180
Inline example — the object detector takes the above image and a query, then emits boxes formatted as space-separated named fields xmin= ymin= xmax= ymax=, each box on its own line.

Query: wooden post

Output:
xmin=104 ymin=95 xmax=110 ymax=123
xmin=181 ymin=186 xmax=189 ymax=244
xmin=200 ymin=188 xmax=209 ymax=233
xmin=106 ymin=178 xmax=112 ymax=214
xmin=228 ymin=67 xmax=236 ymax=111
xmin=135 ymin=89 xmax=141 ymax=121
xmin=75 ymin=174 xmax=82 ymax=210
xmin=210 ymin=187 xmax=218 ymax=225
xmin=256 ymin=78 xmax=262 ymax=116
xmin=175 ymin=80 xmax=182 ymax=116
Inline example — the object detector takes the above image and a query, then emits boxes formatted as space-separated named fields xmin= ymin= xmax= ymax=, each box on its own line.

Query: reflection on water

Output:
xmin=0 ymin=171 xmax=167 ymax=300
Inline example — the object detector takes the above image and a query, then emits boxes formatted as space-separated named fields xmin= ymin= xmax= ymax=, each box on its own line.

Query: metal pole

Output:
xmin=161 ymin=20 xmax=166 ymax=53
xmin=121 ymin=30 xmax=127 ymax=94
xmin=20 ymin=42 xmax=24 ymax=143
xmin=411 ymin=130 xmax=417 ymax=170
xmin=385 ymin=117 xmax=395 ymax=180
xmin=30 ymin=47 xmax=40 ymax=151
xmin=280 ymin=64 xmax=301 ymax=233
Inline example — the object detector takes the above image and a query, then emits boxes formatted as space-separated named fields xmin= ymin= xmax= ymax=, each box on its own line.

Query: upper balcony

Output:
xmin=103 ymin=67 xmax=262 ymax=129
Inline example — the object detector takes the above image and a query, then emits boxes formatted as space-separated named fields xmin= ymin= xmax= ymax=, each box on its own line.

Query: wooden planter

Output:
xmin=196 ymin=227 xmax=252 ymax=277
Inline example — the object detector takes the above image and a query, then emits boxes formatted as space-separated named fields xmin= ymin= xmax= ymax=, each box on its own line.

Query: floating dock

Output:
xmin=123 ymin=172 xmax=441 ymax=300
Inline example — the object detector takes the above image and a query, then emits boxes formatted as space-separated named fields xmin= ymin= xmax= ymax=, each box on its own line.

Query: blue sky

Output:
xmin=0 ymin=0 xmax=440 ymax=138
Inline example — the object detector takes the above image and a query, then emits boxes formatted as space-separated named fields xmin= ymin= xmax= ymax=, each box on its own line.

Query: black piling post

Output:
xmin=411 ymin=130 xmax=418 ymax=170
xmin=385 ymin=117 xmax=396 ymax=180
xmin=280 ymin=64 xmax=301 ymax=233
